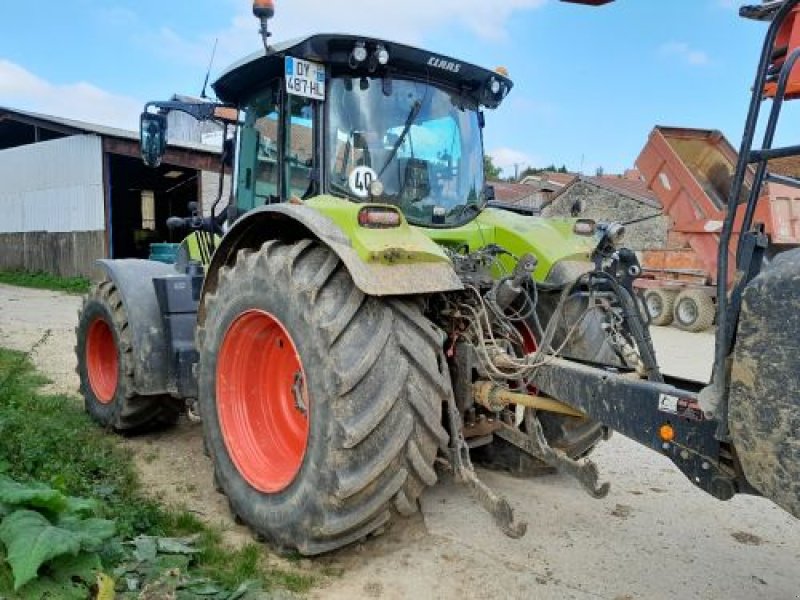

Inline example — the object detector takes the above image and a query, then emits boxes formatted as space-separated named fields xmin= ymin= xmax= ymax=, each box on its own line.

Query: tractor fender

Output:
xmin=728 ymin=248 xmax=800 ymax=519
xmin=199 ymin=203 xmax=462 ymax=323
xmin=97 ymin=259 xmax=175 ymax=396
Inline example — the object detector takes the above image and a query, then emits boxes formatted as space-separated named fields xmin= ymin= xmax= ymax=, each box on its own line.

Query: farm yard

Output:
xmin=1 ymin=282 xmax=798 ymax=599
xmin=2 ymin=1 xmax=800 ymax=597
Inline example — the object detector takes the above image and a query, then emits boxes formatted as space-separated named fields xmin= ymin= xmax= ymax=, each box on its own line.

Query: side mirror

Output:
xmin=223 ymin=137 xmax=235 ymax=169
xmin=140 ymin=112 xmax=168 ymax=168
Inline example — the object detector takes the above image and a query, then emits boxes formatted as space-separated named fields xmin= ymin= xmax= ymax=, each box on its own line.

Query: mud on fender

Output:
xmin=729 ymin=248 xmax=800 ymax=519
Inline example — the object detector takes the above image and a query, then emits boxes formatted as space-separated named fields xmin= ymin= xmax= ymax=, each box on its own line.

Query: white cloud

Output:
xmin=148 ymin=0 xmax=548 ymax=72
xmin=659 ymin=41 xmax=711 ymax=66
xmin=488 ymin=147 xmax=539 ymax=177
xmin=0 ymin=59 xmax=142 ymax=130
xmin=270 ymin=0 xmax=548 ymax=42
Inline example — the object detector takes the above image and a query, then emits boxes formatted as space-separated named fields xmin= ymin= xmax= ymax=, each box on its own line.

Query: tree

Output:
xmin=519 ymin=163 xmax=570 ymax=179
xmin=484 ymin=155 xmax=502 ymax=180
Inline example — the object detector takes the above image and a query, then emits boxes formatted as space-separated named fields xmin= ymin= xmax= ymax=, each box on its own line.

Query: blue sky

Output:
xmin=0 ymin=0 xmax=793 ymax=176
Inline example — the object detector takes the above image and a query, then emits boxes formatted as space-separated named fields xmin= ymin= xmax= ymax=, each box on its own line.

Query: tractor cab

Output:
xmin=142 ymin=34 xmax=513 ymax=231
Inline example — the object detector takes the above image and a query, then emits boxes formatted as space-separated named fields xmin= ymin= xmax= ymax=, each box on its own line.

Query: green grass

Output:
xmin=0 ymin=346 xmax=314 ymax=596
xmin=0 ymin=270 xmax=91 ymax=295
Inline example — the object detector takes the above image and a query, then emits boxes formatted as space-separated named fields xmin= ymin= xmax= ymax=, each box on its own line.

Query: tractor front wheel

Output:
xmin=75 ymin=280 xmax=181 ymax=431
xmin=197 ymin=240 xmax=450 ymax=555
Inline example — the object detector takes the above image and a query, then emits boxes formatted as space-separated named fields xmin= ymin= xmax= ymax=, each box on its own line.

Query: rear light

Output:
xmin=573 ymin=219 xmax=596 ymax=235
xmin=358 ymin=207 xmax=402 ymax=228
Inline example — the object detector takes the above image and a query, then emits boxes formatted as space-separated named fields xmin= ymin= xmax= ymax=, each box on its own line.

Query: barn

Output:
xmin=0 ymin=107 xmax=226 ymax=278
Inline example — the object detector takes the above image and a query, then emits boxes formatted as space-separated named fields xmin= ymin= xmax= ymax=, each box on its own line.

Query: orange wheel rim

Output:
xmin=86 ymin=318 xmax=119 ymax=404
xmin=216 ymin=309 xmax=310 ymax=493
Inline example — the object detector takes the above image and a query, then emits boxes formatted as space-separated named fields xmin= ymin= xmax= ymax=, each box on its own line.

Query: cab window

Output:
xmin=252 ymin=92 xmax=280 ymax=203
xmin=285 ymin=94 xmax=316 ymax=199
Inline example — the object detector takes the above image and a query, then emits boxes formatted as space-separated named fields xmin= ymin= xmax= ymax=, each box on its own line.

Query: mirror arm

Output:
xmin=143 ymin=100 xmax=237 ymax=124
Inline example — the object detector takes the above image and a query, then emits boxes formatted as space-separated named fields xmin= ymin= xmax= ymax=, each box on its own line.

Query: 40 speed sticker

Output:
xmin=349 ymin=166 xmax=378 ymax=198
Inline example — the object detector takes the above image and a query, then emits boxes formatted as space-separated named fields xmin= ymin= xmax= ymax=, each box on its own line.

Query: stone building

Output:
xmin=542 ymin=174 xmax=668 ymax=251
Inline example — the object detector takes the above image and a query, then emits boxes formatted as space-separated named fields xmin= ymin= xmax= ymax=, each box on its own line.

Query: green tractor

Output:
xmin=76 ymin=0 xmax=800 ymax=555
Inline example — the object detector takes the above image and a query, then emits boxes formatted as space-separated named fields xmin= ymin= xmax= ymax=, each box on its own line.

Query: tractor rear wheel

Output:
xmin=197 ymin=240 xmax=450 ymax=555
xmin=75 ymin=279 xmax=181 ymax=431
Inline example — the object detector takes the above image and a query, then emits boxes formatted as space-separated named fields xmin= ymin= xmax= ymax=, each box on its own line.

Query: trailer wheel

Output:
xmin=76 ymin=280 xmax=181 ymax=431
xmin=643 ymin=289 xmax=676 ymax=326
xmin=673 ymin=289 xmax=715 ymax=332
xmin=197 ymin=240 xmax=450 ymax=555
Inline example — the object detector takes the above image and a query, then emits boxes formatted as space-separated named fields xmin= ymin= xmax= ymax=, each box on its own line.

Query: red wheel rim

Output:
xmin=516 ymin=321 xmax=538 ymax=354
xmin=86 ymin=318 xmax=119 ymax=404
xmin=216 ymin=309 xmax=310 ymax=493
xmin=515 ymin=320 xmax=539 ymax=395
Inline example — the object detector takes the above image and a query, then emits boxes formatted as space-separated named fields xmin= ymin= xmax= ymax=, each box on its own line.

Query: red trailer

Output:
xmin=635 ymin=126 xmax=800 ymax=331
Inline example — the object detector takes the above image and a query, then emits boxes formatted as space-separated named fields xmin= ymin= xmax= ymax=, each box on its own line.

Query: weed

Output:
xmin=0 ymin=270 xmax=90 ymax=295
xmin=0 ymin=347 xmax=314 ymax=596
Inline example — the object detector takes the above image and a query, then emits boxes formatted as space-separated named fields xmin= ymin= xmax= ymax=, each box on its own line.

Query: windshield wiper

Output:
xmin=448 ymin=202 xmax=483 ymax=222
xmin=378 ymin=100 xmax=422 ymax=178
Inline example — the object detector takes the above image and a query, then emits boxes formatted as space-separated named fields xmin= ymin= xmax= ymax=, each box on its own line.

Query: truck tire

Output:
xmin=673 ymin=289 xmax=715 ymax=332
xmin=196 ymin=239 xmax=450 ymax=555
xmin=76 ymin=279 xmax=181 ymax=431
xmin=643 ymin=289 xmax=676 ymax=326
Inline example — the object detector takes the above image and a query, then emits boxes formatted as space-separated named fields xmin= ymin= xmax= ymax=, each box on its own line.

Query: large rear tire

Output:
xmin=197 ymin=240 xmax=450 ymax=555
xmin=75 ymin=279 xmax=181 ymax=431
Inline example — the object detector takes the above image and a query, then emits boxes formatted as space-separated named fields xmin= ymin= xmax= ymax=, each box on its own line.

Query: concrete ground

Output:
xmin=1 ymin=282 xmax=798 ymax=600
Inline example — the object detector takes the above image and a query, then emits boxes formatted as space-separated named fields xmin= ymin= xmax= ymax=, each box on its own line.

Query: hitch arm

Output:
xmin=527 ymin=358 xmax=745 ymax=502
xmin=495 ymin=421 xmax=610 ymax=499
xmin=444 ymin=386 xmax=527 ymax=538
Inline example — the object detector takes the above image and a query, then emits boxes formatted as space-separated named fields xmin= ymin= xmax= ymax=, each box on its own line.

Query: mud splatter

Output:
xmin=732 ymin=531 xmax=764 ymax=546
xmin=611 ymin=504 xmax=633 ymax=519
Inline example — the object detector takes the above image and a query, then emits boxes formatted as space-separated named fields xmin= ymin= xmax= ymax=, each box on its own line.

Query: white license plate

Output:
xmin=285 ymin=57 xmax=326 ymax=101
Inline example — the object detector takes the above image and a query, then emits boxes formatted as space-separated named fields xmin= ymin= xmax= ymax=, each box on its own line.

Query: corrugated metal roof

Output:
xmin=0 ymin=106 xmax=221 ymax=155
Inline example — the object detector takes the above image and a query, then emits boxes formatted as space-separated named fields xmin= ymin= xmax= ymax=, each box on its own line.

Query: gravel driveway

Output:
xmin=1 ymin=282 xmax=798 ymax=600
